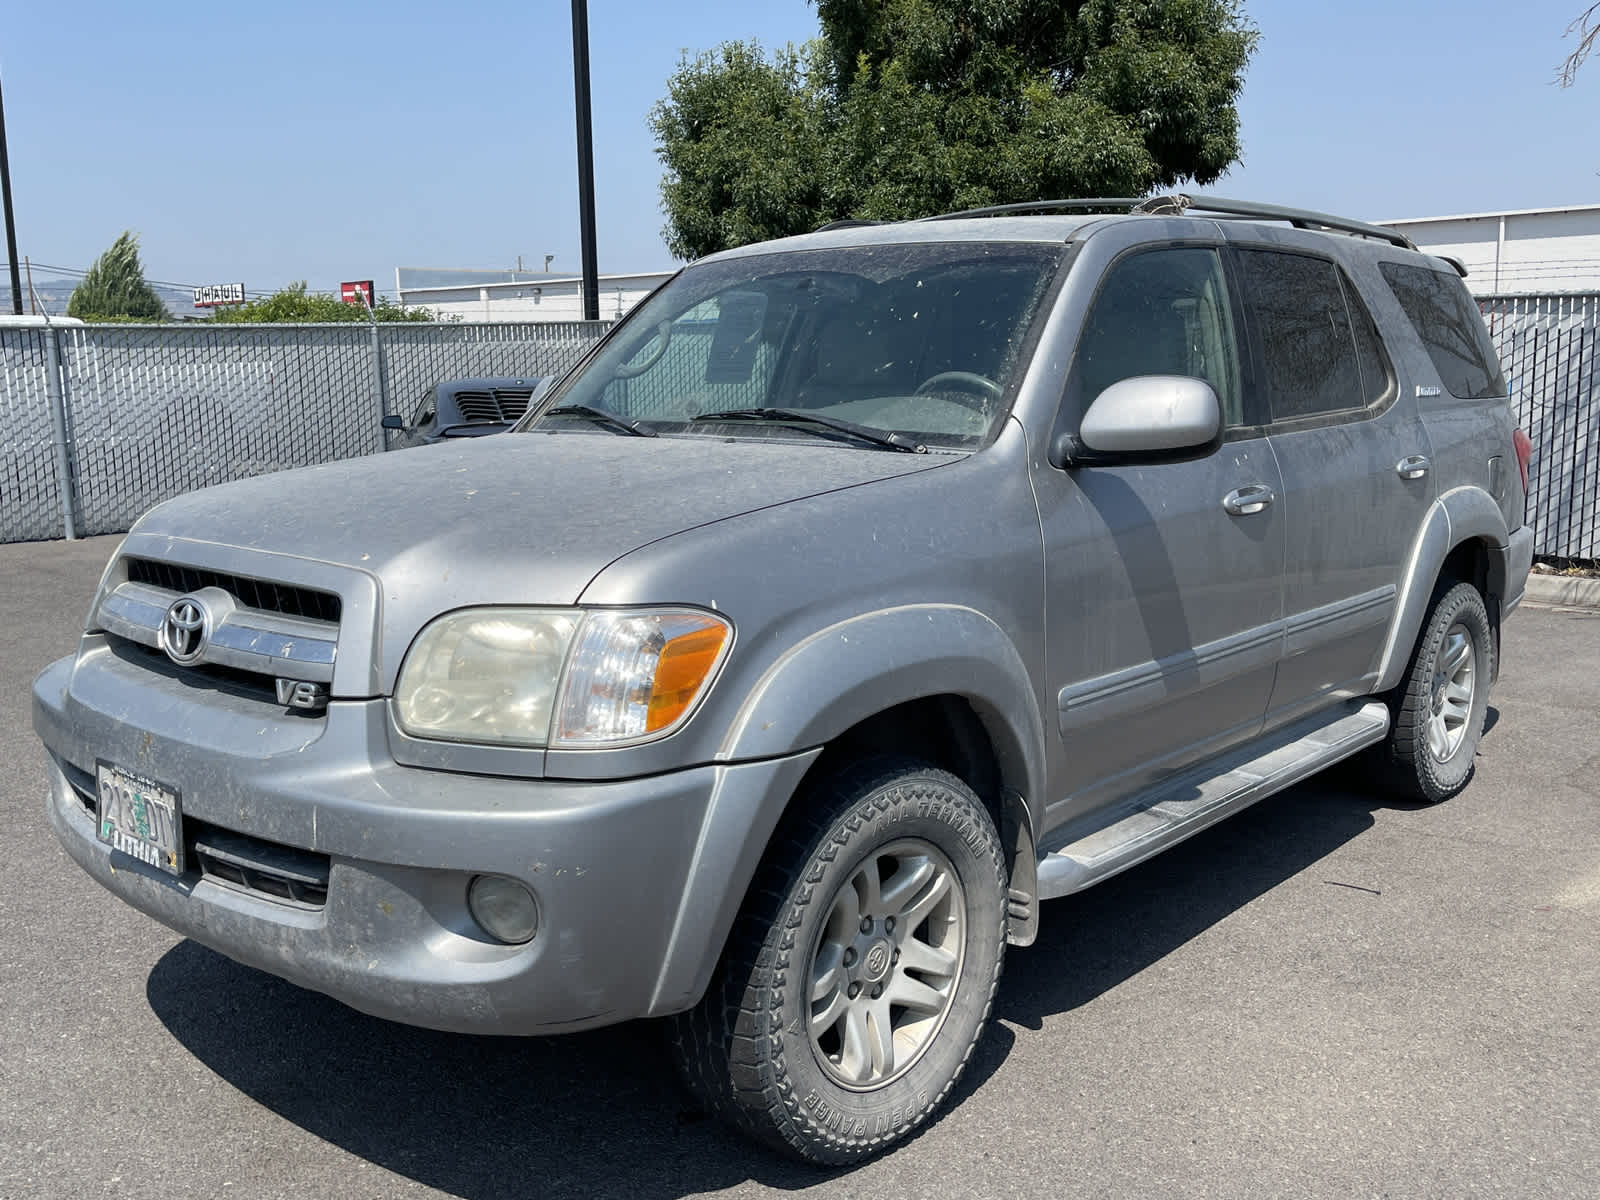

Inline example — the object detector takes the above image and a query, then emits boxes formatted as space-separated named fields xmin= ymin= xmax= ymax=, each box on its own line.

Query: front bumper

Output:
xmin=34 ymin=646 xmax=816 ymax=1035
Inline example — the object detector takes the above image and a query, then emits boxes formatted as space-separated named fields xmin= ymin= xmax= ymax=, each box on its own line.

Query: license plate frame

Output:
xmin=94 ymin=760 xmax=185 ymax=877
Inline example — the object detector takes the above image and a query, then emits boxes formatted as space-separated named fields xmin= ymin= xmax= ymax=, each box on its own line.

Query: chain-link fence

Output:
xmin=1 ymin=319 xmax=610 ymax=542
xmin=4 ymin=302 xmax=1598 ymax=553
xmin=379 ymin=321 xmax=608 ymax=419
xmin=1480 ymin=294 xmax=1599 ymax=558
xmin=0 ymin=327 xmax=67 ymax=542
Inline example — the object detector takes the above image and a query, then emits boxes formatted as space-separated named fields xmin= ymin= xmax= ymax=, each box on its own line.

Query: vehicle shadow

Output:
xmin=145 ymin=774 xmax=1417 ymax=1198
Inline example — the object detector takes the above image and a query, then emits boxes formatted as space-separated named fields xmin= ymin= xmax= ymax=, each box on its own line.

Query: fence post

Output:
xmin=43 ymin=323 xmax=78 ymax=540
xmin=370 ymin=319 xmax=388 ymax=454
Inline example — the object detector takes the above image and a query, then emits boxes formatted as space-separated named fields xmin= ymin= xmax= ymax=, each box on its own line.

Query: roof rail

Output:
xmin=922 ymin=193 xmax=1418 ymax=251
xmin=1177 ymin=194 xmax=1417 ymax=250
xmin=814 ymin=218 xmax=886 ymax=232
xmin=925 ymin=198 xmax=1146 ymax=221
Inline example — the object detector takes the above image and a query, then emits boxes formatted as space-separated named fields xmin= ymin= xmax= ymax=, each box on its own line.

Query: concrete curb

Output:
xmin=1523 ymin=573 xmax=1600 ymax=610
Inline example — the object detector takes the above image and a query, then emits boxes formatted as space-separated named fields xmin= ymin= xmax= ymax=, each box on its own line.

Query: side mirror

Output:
xmin=381 ymin=414 xmax=406 ymax=431
xmin=1051 ymin=375 xmax=1221 ymax=467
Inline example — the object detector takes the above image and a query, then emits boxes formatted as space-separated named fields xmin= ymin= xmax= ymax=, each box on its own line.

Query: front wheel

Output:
xmin=1380 ymin=580 xmax=1494 ymax=803
xmin=669 ymin=757 xmax=1008 ymax=1163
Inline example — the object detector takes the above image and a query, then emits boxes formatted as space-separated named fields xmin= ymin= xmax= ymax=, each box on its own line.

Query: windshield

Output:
xmin=530 ymin=241 xmax=1065 ymax=449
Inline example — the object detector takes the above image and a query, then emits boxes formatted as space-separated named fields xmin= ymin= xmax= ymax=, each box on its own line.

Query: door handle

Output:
xmin=1396 ymin=455 xmax=1431 ymax=480
xmin=1222 ymin=484 xmax=1275 ymax=516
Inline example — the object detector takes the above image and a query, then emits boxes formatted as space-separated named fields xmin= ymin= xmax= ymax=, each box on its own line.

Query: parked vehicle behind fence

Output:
xmin=381 ymin=375 xmax=546 ymax=446
xmin=35 ymin=195 xmax=1532 ymax=1164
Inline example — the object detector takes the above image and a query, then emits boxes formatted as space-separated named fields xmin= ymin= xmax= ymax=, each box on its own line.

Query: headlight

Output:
xmin=394 ymin=609 xmax=579 ymax=746
xmin=393 ymin=607 xmax=732 ymax=749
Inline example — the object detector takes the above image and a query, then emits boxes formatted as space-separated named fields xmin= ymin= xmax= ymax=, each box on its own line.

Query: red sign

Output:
xmin=340 ymin=280 xmax=375 ymax=306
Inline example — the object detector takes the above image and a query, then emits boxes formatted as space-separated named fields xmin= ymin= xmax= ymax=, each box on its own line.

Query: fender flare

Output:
xmin=1375 ymin=487 xmax=1510 ymax=692
xmin=719 ymin=604 xmax=1049 ymax=836
xmin=648 ymin=606 xmax=1049 ymax=1010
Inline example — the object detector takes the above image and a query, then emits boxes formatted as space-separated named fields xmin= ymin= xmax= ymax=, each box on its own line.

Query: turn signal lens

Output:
xmin=553 ymin=609 xmax=732 ymax=746
xmin=647 ymin=622 xmax=730 ymax=732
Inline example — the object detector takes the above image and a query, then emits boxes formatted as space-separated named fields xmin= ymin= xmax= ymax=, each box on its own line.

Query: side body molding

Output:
xmin=717 ymin=604 xmax=1049 ymax=838
xmin=1375 ymin=487 xmax=1510 ymax=692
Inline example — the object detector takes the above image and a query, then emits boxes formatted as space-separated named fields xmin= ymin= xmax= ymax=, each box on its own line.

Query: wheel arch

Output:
xmin=801 ymin=694 xmax=1041 ymax=948
xmin=1375 ymin=488 xmax=1509 ymax=693
xmin=717 ymin=604 xmax=1049 ymax=825
xmin=650 ymin=607 xmax=1048 ymax=1013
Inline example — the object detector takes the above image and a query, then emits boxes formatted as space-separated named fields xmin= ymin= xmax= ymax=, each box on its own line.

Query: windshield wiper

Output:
xmin=690 ymin=408 xmax=925 ymax=453
xmin=539 ymin=405 xmax=658 ymax=437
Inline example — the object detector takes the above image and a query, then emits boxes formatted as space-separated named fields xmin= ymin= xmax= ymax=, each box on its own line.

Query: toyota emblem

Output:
xmin=159 ymin=596 xmax=210 ymax=665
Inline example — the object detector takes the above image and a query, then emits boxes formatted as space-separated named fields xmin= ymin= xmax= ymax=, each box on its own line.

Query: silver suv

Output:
xmin=33 ymin=196 xmax=1533 ymax=1163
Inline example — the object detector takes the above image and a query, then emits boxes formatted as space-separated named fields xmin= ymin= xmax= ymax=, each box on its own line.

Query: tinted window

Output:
xmin=1345 ymin=278 xmax=1393 ymax=408
xmin=1074 ymin=246 xmax=1244 ymax=426
xmin=1236 ymin=250 xmax=1362 ymax=420
xmin=1379 ymin=262 xmax=1506 ymax=399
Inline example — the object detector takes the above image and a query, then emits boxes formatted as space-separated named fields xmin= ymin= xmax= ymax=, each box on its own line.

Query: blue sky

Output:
xmin=3 ymin=0 xmax=1595 ymax=301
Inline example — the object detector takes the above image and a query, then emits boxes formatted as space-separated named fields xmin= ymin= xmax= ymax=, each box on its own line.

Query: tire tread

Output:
xmin=667 ymin=756 xmax=1007 ymax=1163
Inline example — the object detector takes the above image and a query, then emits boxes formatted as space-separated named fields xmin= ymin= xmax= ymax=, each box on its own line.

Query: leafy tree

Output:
xmin=651 ymin=1 xmax=1258 ymax=260
xmin=67 ymin=231 xmax=167 ymax=321
xmin=1560 ymin=3 xmax=1599 ymax=84
xmin=212 ymin=281 xmax=434 ymax=323
xmin=651 ymin=42 xmax=833 ymax=262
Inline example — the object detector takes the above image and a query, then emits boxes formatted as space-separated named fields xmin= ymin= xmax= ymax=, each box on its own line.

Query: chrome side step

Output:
xmin=1035 ymin=700 xmax=1391 ymax=900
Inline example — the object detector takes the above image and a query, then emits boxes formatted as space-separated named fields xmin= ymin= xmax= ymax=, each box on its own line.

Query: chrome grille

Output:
xmin=98 ymin=559 xmax=341 ymax=698
xmin=126 ymin=558 xmax=341 ymax=622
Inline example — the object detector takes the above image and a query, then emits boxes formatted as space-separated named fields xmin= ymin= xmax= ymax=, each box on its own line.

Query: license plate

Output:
xmin=95 ymin=761 xmax=184 ymax=876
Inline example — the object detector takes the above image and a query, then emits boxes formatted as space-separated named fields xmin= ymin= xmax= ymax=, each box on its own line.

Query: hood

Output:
xmin=132 ymin=432 xmax=949 ymax=675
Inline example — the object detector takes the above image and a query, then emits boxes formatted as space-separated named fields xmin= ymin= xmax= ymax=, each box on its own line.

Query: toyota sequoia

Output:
xmin=34 ymin=195 xmax=1534 ymax=1163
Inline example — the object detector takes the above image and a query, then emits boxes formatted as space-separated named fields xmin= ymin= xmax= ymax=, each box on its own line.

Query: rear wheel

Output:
xmin=669 ymin=757 xmax=1008 ymax=1163
xmin=1381 ymin=580 xmax=1494 ymax=803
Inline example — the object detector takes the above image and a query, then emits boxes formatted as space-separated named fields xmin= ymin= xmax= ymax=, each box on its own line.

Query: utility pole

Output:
xmin=570 ymin=0 xmax=600 ymax=321
xmin=0 ymin=70 xmax=25 ymax=315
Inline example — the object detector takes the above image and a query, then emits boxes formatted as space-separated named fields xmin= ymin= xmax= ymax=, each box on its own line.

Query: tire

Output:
xmin=1380 ymin=580 xmax=1495 ymax=803
xmin=669 ymin=756 xmax=1008 ymax=1164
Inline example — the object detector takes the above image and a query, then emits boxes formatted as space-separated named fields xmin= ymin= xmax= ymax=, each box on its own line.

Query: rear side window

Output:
xmin=1378 ymin=262 xmax=1506 ymax=399
xmin=1235 ymin=249 xmax=1367 ymax=420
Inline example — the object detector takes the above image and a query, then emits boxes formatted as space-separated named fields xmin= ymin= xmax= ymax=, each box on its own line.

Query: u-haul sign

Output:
xmin=192 ymin=282 xmax=246 ymax=307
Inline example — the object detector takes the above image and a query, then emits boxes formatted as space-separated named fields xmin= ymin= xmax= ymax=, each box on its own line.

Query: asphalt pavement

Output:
xmin=1 ymin=535 xmax=1595 ymax=1199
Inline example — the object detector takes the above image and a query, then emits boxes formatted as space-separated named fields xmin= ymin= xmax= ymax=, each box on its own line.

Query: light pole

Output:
xmin=570 ymin=0 xmax=600 ymax=322
xmin=0 ymin=70 xmax=24 ymax=315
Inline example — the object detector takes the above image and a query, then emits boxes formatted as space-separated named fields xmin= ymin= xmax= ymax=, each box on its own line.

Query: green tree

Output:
xmin=651 ymin=1 xmax=1258 ymax=260
xmin=212 ymin=281 xmax=434 ymax=323
xmin=67 ymin=231 xmax=168 ymax=321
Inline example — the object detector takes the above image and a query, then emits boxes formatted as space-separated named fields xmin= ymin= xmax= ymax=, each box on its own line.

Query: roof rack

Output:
xmin=924 ymin=193 xmax=1417 ymax=251
xmin=814 ymin=218 xmax=886 ymax=232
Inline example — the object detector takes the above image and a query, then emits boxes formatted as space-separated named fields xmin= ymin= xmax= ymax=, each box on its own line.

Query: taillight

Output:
xmin=1512 ymin=428 xmax=1532 ymax=492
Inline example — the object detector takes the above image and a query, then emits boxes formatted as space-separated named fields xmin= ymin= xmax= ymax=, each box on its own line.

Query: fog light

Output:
xmin=467 ymin=875 xmax=540 ymax=944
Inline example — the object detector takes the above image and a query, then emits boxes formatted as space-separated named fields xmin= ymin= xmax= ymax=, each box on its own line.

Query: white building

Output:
xmin=1375 ymin=204 xmax=1600 ymax=295
xmin=395 ymin=267 xmax=674 ymax=323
